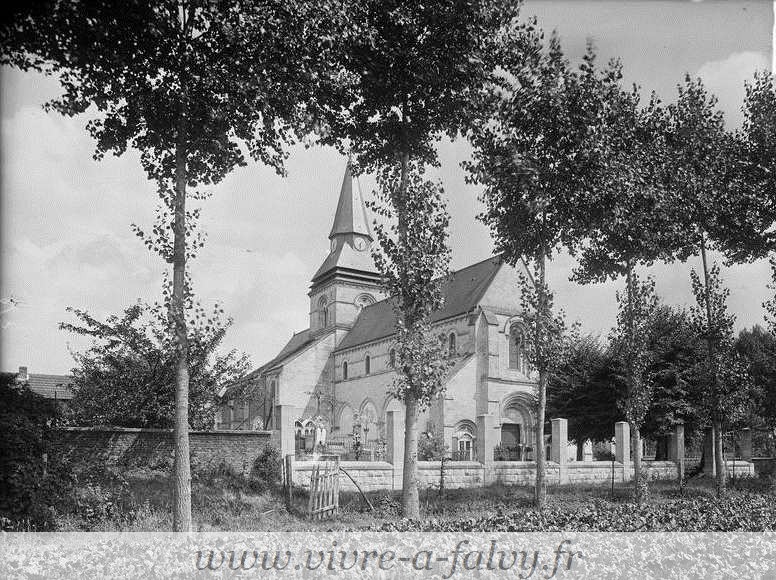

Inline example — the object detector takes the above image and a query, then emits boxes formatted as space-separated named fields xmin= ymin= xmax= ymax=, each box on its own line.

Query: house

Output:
xmin=13 ymin=365 xmax=74 ymax=407
xmin=224 ymin=162 xmax=537 ymax=464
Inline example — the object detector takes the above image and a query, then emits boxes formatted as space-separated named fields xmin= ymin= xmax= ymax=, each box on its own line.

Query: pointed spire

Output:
xmin=329 ymin=160 xmax=372 ymax=240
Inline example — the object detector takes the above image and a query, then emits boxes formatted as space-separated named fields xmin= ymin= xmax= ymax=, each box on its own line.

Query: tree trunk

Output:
xmin=534 ymin=252 xmax=548 ymax=510
xmin=401 ymin=394 xmax=420 ymax=519
xmin=713 ymin=414 xmax=726 ymax=496
xmin=172 ymin=115 xmax=192 ymax=532
xmin=699 ymin=237 xmax=726 ymax=495
xmin=394 ymin=150 xmax=421 ymax=519
xmin=630 ymin=421 xmax=644 ymax=504
xmin=535 ymin=370 xmax=547 ymax=509
xmin=625 ymin=263 xmax=646 ymax=504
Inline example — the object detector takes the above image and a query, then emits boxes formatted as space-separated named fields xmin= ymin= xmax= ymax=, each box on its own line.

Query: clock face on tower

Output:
xmin=354 ymin=237 xmax=368 ymax=251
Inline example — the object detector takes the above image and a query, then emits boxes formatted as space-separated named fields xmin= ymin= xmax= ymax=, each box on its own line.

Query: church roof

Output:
xmin=336 ymin=256 xmax=504 ymax=351
xmin=329 ymin=160 xmax=372 ymax=240
xmin=311 ymin=242 xmax=380 ymax=284
xmin=243 ymin=329 xmax=317 ymax=382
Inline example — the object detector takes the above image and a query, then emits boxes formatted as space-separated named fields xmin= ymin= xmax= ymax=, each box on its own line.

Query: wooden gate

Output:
xmin=307 ymin=456 xmax=340 ymax=520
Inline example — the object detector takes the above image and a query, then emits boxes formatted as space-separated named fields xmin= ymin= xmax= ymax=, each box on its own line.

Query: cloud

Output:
xmin=696 ymin=51 xmax=770 ymax=128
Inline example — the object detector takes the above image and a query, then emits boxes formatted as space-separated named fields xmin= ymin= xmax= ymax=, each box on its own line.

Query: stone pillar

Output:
xmin=669 ymin=423 xmax=685 ymax=481
xmin=385 ymin=410 xmax=404 ymax=466
xmin=386 ymin=409 xmax=405 ymax=491
xmin=740 ymin=428 xmax=752 ymax=462
xmin=615 ymin=421 xmax=630 ymax=482
xmin=551 ymin=418 xmax=568 ymax=484
xmin=477 ymin=414 xmax=496 ymax=465
xmin=276 ymin=405 xmax=297 ymax=461
xmin=703 ymin=427 xmax=716 ymax=476
xmin=583 ymin=439 xmax=593 ymax=462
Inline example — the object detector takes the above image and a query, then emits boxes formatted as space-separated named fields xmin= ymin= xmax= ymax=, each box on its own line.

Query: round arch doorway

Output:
xmin=500 ymin=394 xmax=535 ymax=461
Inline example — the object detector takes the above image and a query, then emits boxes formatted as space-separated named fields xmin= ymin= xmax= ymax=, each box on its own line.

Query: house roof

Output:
xmin=336 ymin=255 xmax=504 ymax=351
xmin=24 ymin=374 xmax=75 ymax=400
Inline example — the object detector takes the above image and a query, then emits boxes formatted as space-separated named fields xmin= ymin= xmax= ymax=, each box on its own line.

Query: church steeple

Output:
xmin=329 ymin=160 xmax=372 ymax=241
xmin=309 ymin=161 xmax=384 ymax=333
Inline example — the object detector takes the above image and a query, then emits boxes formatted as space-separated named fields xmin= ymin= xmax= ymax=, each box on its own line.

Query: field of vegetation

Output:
xmin=11 ymin=457 xmax=774 ymax=533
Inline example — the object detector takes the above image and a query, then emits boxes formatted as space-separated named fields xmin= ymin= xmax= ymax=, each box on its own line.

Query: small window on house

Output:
xmin=448 ymin=332 xmax=456 ymax=356
xmin=389 ymin=348 xmax=396 ymax=368
xmin=343 ymin=361 xmax=348 ymax=380
xmin=365 ymin=355 xmax=371 ymax=375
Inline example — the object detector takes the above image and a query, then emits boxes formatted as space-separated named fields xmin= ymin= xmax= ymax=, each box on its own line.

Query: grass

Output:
xmin=49 ymin=466 xmax=775 ymax=532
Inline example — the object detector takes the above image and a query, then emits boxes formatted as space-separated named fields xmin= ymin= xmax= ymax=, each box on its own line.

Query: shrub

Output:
xmin=250 ymin=445 xmax=282 ymax=492
xmin=418 ymin=431 xmax=447 ymax=461
xmin=0 ymin=373 xmax=73 ymax=530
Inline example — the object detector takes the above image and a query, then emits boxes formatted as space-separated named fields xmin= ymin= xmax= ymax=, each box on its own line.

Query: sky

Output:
xmin=1 ymin=0 xmax=774 ymax=374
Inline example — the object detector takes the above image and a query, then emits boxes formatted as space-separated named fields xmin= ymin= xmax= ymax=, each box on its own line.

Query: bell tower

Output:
xmin=309 ymin=161 xmax=385 ymax=335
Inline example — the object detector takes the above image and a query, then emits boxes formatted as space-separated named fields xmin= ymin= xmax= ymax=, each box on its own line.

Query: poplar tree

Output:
xmin=662 ymin=77 xmax=759 ymax=494
xmin=466 ymin=35 xmax=609 ymax=509
xmin=2 ymin=0 xmax=349 ymax=530
xmin=572 ymin=79 xmax=684 ymax=502
xmin=318 ymin=0 xmax=526 ymax=518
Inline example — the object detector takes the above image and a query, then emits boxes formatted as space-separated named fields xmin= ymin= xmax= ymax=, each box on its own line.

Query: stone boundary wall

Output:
xmin=290 ymin=459 xmax=711 ymax=492
xmin=51 ymin=427 xmax=276 ymax=476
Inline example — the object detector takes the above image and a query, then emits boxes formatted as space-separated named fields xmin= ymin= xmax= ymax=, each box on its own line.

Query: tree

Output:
xmin=687 ymin=263 xmax=754 ymax=493
xmin=734 ymin=326 xmax=776 ymax=434
xmin=640 ymin=305 xmax=706 ymax=444
xmin=662 ymin=76 xmax=758 ymax=494
xmin=60 ymin=301 xmax=250 ymax=430
xmin=570 ymin=71 xmax=687 ymax=501
xmin=466 ymin=35 xmax=612 ymax=509
xmin=2 ymin=0 xmax=350 ymax=530
xmin=370 ymin=165 xmax=452 ymax=517
xmin=608 ymin=274 xmax=659 ymax=502
xmin=549 ymin=335 xmax=621 ymax=446
xmin=319 ymin=0 xmax=526 ymax=518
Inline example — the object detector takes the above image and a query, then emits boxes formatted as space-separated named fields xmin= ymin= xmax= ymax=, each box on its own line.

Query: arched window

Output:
xmin=365 ymin=355 xmax=371 ymax=375
xmin=342 ymin=361 xmax=348 ymax=380
xmin=448 ymin=332 xmax=456 ymax=357
xmin=509 ymin=324 xmax=525 ymax=371
xmin=453 ymin=420 xmax=476 ymax=461
xmin=389 ymin=348 xmax=396 ymax=368
xmin=318 ymin=296 xmax=328 ymax=328
xmin=355 ymin=293 xmax=375 ymax=311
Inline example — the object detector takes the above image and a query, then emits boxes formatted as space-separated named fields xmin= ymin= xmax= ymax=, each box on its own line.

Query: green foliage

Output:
xmin=766 ymin=258 xmax=776 ymax=335
xmin=60 ymin=301 xmax=250 ymax=429
xmin=319 ymin=0 xmax=526 ymax=170
xmin=0 ymin=373 xmax=75 ymax=531
xmin=611 ymin=273 xmax=659 ymax=428
xmin=370 ymin=165 xmax=452 ymax=408
xmin=734 ymin=326 xmax=776 ymax=431
xmin=549 ymin=335 xmax=621 ymax=443
xmin=418 ymin=431 xmax=447 ymax=461
xmin=377 ymin=492 xmax=776 ymax=532
xmin=687 ymin=263 xmax=755 ymax=427
xmin=249 ymin=446 xmax=283 ymax=493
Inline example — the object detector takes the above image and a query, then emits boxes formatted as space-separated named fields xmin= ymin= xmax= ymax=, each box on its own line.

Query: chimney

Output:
xmin=18 ymin=366 xmax=28 ymax=381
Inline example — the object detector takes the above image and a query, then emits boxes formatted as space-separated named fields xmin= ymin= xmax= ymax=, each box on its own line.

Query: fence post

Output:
xmin=551 ymin=418 xmax=568 ymax=484
xmin=669 ymin=423 xmax=685 ymax=481
xmin=702 ymin=427 xmax=716 ymax=476
xmin=284 ymin=454 xmax=294 ymax=511
xmin=740 ymin=428 xmax=752 ymax=462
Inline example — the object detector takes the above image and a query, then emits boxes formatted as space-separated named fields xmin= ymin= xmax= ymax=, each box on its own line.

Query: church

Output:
xmin=220 ymin=162 xmax=538 ymax=465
